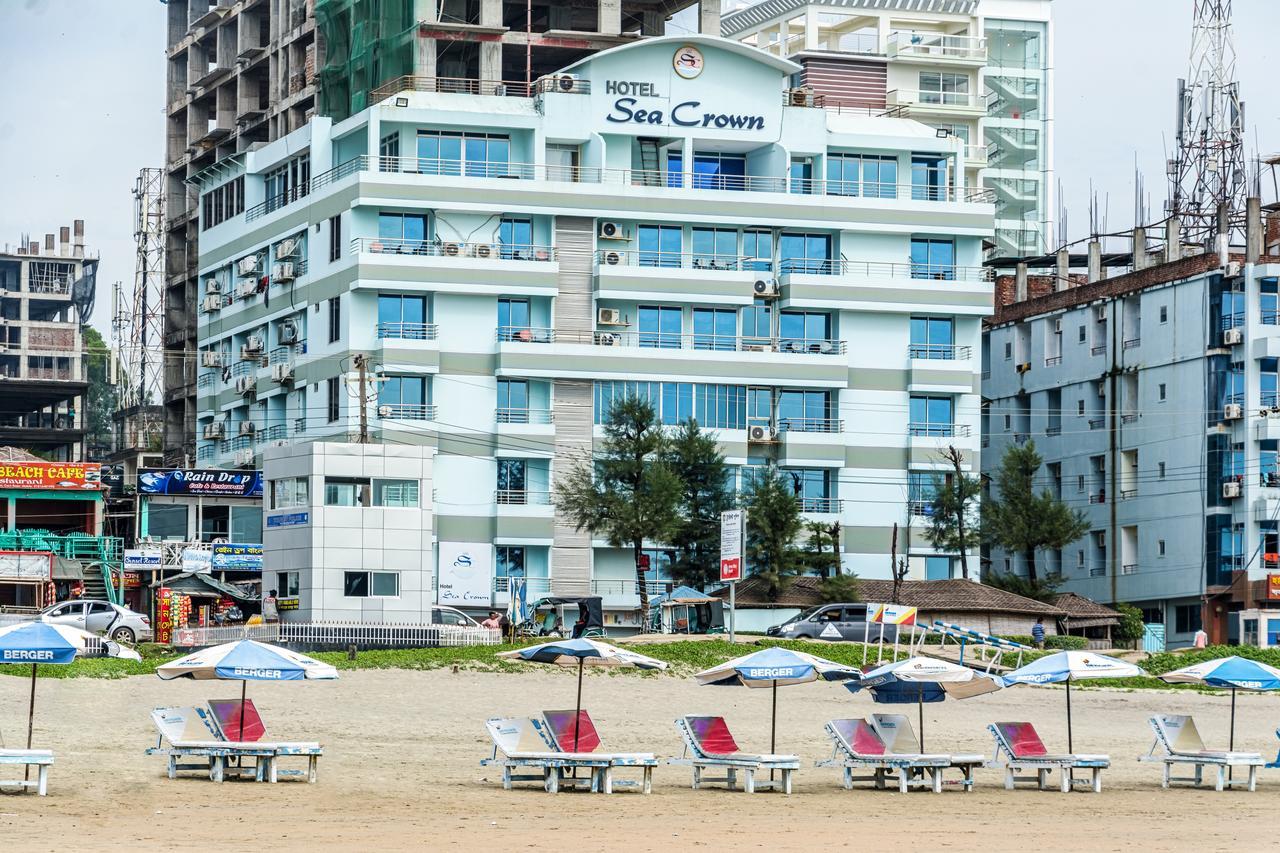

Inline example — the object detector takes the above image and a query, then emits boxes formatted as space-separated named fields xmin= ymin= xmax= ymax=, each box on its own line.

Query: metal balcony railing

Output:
xmin=799 ymin=497 xmax=842 ymax=513
xmin=908 ymin=423 xmax=970 ymax=437
xmin=196 ymin=373 xmax=216 ymax=390
xmin=778 ymin=417 xmax=843 ymax=434
xmin=1045 ymin=355 xmax=1063 ymax=366
xmin=888 ymin=89 xmax=985 ymax=110
xmin=1045 ymin=425 xmax=1062 ymax=436
xmin=196 ymin=444 xmax=215 ymax=462
xmin=1261 ymin=472 xmax=1280 ymax=488
xmin=352 ymin=237 xmax=556 ymax=262
xmin=1091 ymin=344 xmax=1107 ymax=356
xmin=377 ymin=322 xmax=439 ymax=341
xmin=908 ymin=344 xmax=973 ymax=360
xmin=268 ymin=344 xmax=303 ymax=365
xmin=1088 ymin=418 xmax=1105 ymax=430
xmin=1221 ymin=313 xmax=1245 ymax=330
xmin=492 ymin=575 xmax=554 ymax=596
xmin=585 ymin=329 xmax=848 ymax=355
xmin=495 ymin=408 xmax=553 ymax=424
xmin=368 ymin=75 xmax=591 ymax=104
xmin=887 ymin=32 xmax=987 ymax=62
xmin=596 ymin=249 xmax=774 ymax=272
xmin=378 ymin=404 xmax=437 ymax=421
xmin=496 ymin=327 xmax=555 ymax=343
xmin=494 ymin=489 xmax=552 ymax=506
xmin=590 ymin=579 xmax=674 ymax=598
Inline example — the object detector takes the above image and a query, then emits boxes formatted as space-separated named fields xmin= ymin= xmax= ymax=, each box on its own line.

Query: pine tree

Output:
xmin=663 ymin=419 xmax=734 ymax=589
xmin=553 ymin=396 xmax=682 ymax=614
xmin=984 ymin=441 xmax=1089 ymax=584
xmin=743 ymin=468 xmax=806 ymax=601
xmin=924 ymin=445 xmax=983 ymax=579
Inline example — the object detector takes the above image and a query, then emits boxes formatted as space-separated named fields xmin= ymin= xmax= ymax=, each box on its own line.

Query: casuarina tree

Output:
xmin=663 ymin=419 xmax=734 ymax=589
xmin=984 ymin=440 xmax=1089 ymax=584
xmin=924 ymin=445 xmax=983 ymax=579
xmin=554 ymin=396 xmax=682 ymax=614
xmin=742 ymin=467 xmax=807 ymax=601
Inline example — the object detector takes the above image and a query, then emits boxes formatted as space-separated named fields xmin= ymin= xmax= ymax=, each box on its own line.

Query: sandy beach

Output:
xmin=1 ymin=665 xmax=1276 ymax=852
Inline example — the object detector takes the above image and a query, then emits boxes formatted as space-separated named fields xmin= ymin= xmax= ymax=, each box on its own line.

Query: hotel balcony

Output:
xmin=595 ymin=250 xmax=773 ymax=305
xmin=782 ymin=260 xmax=992 ymax=316
xmin=349 ymin=237 xmax=559 ymax=293
xmin=886 ymin=33 xmax=987 ymax=65
xmin=886 ymin=89 xmax=987 ymax=119
xmin=376 ymin=322 xmax=440 ymax=373
xmin=491 ymin=575 xmax=554 ymax=607
xmin=907 ymin=423 xmax=974 ymax=458
xmin=907 ymin=345 xmax=977 ymax=394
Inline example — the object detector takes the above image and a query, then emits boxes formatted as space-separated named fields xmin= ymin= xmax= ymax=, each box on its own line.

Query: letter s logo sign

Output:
xmin=453 ymin=553 xmax=472 ymax=568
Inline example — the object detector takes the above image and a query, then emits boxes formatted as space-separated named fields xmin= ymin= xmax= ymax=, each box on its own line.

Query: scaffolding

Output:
xmin=316 ymin=0 xmax=417 ymax=121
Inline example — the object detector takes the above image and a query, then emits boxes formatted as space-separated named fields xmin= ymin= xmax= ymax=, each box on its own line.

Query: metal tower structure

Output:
xmin=111 ymin=168 xmax=167 ymax=447
xmin=1167 ymin=0 xmax=1247 ymax=245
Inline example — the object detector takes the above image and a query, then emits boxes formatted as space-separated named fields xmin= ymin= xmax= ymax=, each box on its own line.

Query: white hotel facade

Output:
xmin=193 ymin=34 xmax=993 ymax=624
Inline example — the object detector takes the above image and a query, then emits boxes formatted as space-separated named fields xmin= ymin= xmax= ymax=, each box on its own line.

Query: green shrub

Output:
xmin=1045 ymin=634 xmax=1087 ymax=650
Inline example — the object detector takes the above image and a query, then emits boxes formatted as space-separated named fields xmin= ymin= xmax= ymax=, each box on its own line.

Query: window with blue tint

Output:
xmin=909 ymin=316 xmax=955 ymax=358
xmin=743 ymin=230 xmax=773 ymax=271
xmin=692 ymin=228 xmax=738 ymax=269
xmin=378 ymin=213 xmax=429 ymax=249
xmin=497 ymin=459 xmax=526 ymax=496
xmin=741 ymin=298 xmax=772 ymax=343
xmin=416 ymin=132 xmax=462 ymax=175
xmin=910 ymin=238 xmax=955 ymax=280
xmin=694 ymin=383 xmax=747 ymax=429
xmin=497 ymin=298 xmax=531 ymax=340
xmin=377 ymin=294 xmax=427 ymax=338
xmin=779 ymin=311 xmax=831 ymax=348
xmin=378 ymin=376 xmax=427 ymax=417
xmin=497 ymin=379 xmax=529 ymax=422
xmin=1263 ymin=278 xmax=1279 ymax=325
xmin=690 ymin=152 xmax=746 ymax=191
xmin=1262 ymin=440 xmax=1279 ymax=487
xmin=790 ymin=158 xmax=813 ymax=194
xmin=417 ymin=132 xmax=508 ymax=177
xmin=639 ymin=305 xmax=682 ymax=348
xmin=638 ymin=224 xmax=682 ymax=267
xmin=593 ymin=381 xmax=740 ymax=425
xmin=496 ymin=545 xmax=525 ymax=578
xmin=1263 ymin=358 xmax=1279 ymax=407
xmin=661 ymin=382 xmax=695 ymax=424
xmin=693 ymin=307 xmax=737 ymax=350
xmin=498 ymin=218 xmax=532 ymax=259
xmin=1225 ymin=363 xmax=1244 ymax=406
xmin=911 ymin=156 xmax=947 ymax=201
xmin=747 ymin=387 xmax=772 ymax=427
xmin=1222 ymin=290 xmax=1245 ymax=329
xmin=781 ymin=468 xmax=833 ymax=511
xmin=909 ymin=395 xmax=954 ymax=435
xmin=825 ymin=154 xmax=897 ymax=198
xmin=779 ymin=233 xmax=832 ymax=274
xmin=777 ymin=390 xmax=830 ymax=431
xmin=925 ymin=556 xmax=953 ymax=580
xmin=908 ymin=471 xmax=940 ymax=515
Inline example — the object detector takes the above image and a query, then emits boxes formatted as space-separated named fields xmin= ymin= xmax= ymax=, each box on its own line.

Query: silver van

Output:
xmin=766 ymin=603 xmax=899 ymax=643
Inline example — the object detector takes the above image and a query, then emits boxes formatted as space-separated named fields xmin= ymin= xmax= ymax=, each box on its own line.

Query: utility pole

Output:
xmin=354 ymin=354 xmax=369 ymax=443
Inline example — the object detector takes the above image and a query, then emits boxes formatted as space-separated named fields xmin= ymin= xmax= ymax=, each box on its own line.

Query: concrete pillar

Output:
xmin=1087 ymin=240 xmax=1102 ymax=283
xmin=598 ymin=0 xmax=621 ymax=36
xmin=1015 ymin=262 xmax=1028 ymax=302
xmin=44 ymin=233 xmax=54 ymax=252
xmin=479 ymin=0 xmax=502 ymax=29
xmin=1248 ymin=196 xmax=1264 ymax=260
xmin=59 ymin=226 xmax=70 ymax=257
xmin=5 ymin=497 xmax=14 ymax=532
xmin=1165 ymin=216 xmax=1181 ymax=264
xmin=804 ymin=7 xmax=819 ymax=50
xmin=1132 ymin=226 xmax=1147 ymax=271
xmin=1056 ymin=248 xmax=1070 ymax=292
xmin=480 ymin=42 xmax=501 ymax=84
xmin=641 ymin=11 xmax=663 ymax=36
xmin=698 ymin=0 xmax=720 ymax=35
xmin=74 ymin=219 xmax=84 ymax=259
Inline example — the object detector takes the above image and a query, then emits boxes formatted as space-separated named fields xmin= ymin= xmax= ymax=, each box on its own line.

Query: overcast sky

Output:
xmin=1 ymin=0 xmax=1277 ymax=336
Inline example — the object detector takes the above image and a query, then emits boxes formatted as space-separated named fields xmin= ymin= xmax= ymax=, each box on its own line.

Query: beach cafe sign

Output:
xmin=601 ymin=45 xmax=767 ymax=132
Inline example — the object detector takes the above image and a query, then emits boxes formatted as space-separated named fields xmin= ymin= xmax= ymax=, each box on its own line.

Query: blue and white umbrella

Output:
xmin=0 ymin=621 xmax=141 ymax=757
xmin=848 ymin=656 xmax=1001 ymax=750
xmin=497 ymin=638 xmax=667 ymax=750
xmin=1159 ymin=656 xmax=1280 ymax=750
xmin=1000 ymin=651 xmax=1146 ymax=752
xmin=694 ymin=646 xmax=861 ymax=754
xmin=157 ymin=639 xmax=338 ymax=740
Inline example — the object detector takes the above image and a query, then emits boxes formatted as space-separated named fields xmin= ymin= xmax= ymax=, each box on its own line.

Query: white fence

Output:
xmin=169 ymin=621 xmax=501 ymax=650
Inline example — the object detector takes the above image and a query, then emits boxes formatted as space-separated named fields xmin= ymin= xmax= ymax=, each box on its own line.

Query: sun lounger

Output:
xmin=145 ymin=704 xmax=322 ymax=783
xmin=815 ymin=718 xmax=951 ymax=793
xmin=0 ymin=749 xmax=53 ymax=796
xmin=481 ymin=716 xmax=613 ymax=793
xmin=541 ymin=710 xmax=657 ymax=794
xmin=871 ymin=714 xmax=983 ymax=791
xmin=669 ymin=715 xmax=800 ymax=794
xmin=1141 ymin=714 xmax=1262 ymax=791
xmin=987 ymin=722 xmax=1109 ymax=793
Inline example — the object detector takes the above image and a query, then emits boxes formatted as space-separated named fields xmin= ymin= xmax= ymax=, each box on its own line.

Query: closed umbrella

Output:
xmin=849 ymin=656 xmax=1001 ymax=750
xmin=156 ymin=639 xmax=337 ymax=740
xmin=497 ymin=638 xmax=667 ymax=750
xmin=694 ymin=646 xmax=861 ymax=755
xmin=1158 ymin=656 xmax=1280 ymax=752
xmin=1000 ymin=650 xmax=1146 ymax=752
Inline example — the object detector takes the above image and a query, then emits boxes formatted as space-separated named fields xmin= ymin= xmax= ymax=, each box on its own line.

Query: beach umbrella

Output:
xmin=497 ymin=638 xmax=667 ymax=750
xmin=1000 ymin=650 xmax=1146 ymax=752
xmin=694 ymin=646 xmax=861 ymax=754
xmin=848 ymin=656 xmax=1001 ymax=750
xmin=0 ymin=621 xmax=141 ymax=765
xmin=156 ymin=639 xmax=338 ymax=740
xmin=1158 ymin=656 xmax=1280 ymax=751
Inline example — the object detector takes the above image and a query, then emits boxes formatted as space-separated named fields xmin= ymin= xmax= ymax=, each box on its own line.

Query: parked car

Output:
xmin=40 ymin=600 xmax=152 ymax=644
xmin=766 ymin=603 xmax=899 ymax=643
xmin=429 ymin=605 xmax=482 ymax=627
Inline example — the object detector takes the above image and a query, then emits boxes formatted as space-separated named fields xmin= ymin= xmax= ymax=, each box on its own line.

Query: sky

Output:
xmin=0 ymin=0 xmax=1277 ymax=336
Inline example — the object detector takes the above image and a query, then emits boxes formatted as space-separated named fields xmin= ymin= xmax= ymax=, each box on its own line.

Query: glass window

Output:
xmin=790 ymin=158 xmax=813 ymax=194
xmin=1263 ymin=279 xmax=1279 ymax=325
xmin=910 ymin=239 xmax=955 ymax=280
xmin=147 ymin=503 xmax=189 ymax=539
xmin=909 ymin=395 xmax=955 ymax=435
xmin=779 ymin=233 xmax=832 ymax=275
xmin=1174 ymin=604 xmax=1202 ymax=634
xmin=911 ymin=156 xmax=947 ymax=201
xmin=1263 ymin=358 xmax=1278 ymax=407
xmin=417 ymin=131 xmax=508 ymax=177
xmin=909 ymin=317 xmax=955 ymax=358
xmin=328 ymin=296 xmax=341 ymax=342
xmin=498 ymin=218 xmax=533 ymax=259
xmin=377 ymin=294 xmax=427 ymax=338
xmin=741 ymin=298 xmax=772 ymax=342
xmin=778 ymin=390 xmax=830 ymax=431
xmin=373 ymin=479 xmax=419 ymax=507
xmin=779 ymin=311 xmax=831 ymax=348
xmin=325 ymin=477 xmax=371 ymax=507
xmin=693 ymin=308 xmax=737 ymax=351
xmin=497 ymin=298 xmax=531 ymax=340
xmin=690 ymin=152 xmax=746 ymax=191
xmin=497 ymin=379 xmax=529 ymax=421
xmin=781 ymin=468 xmax=833 ymax=511
xmin=691 ymin=228 xmax=738 ymax=269
xmin=742 ymin=230 xmax=773 ymax=271
xmin=378 ymin=376 xmax=427 ymax=418
xmin=343 ymin=571 xmax=399 ymax=597
xmin=546 ymin=144 xmax=579 ymax=181
xmin=638 ymin=225 xmax=682 ymax=268
xmin=825 ymin=154 xmax=896 ymax=198
xmin=497 ymin=459 xmax=527 ymax=500
xmin=594 ymin=381 xmax=743 ymax=428
xmin=344 ymin=571 xmax=370 ymax=597
xmin=660 ymin=382 xmax=695 ymax=424
xmin=925 ymin=556 xmax=952 ymax=580
xmin=277 ymin=571 xmax=300 ymax=597
xmin=497 ymin=546 xmax=525 ymax=578
xmin=694 ymin=383 xmax=747 ymax=429
xmin=371 ymin=571 xmax=399 ymax=596
xmin=908 ymin=471 xmax=940 ymax=515
xmin=919 ymin=72 xmax=970 ymax=104
xmin=639 ymin=305 xmax=682 ymax=349
xmin=377 ymin=213 xmax=428 ymax=247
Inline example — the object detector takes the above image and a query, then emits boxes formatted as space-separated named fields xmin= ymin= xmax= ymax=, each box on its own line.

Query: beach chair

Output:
xmin=480 ymin=717 xmax=612 ymax=793
xmin=203 ymin=698 xmax=323 ymax=783
xmin=0 ymin=749 xmax=53 ymax=796
xmin=145 ymin=704 xmax=322 ymax=783
xmin=987 ymin=722 xmax=1109 ymax=793
xmin=1141 ymin=714 xmax=1262 ymax=791
xmin=669 ymin=715 xmax=800 ymax=794
xmin=816 ymin=718 xmax=950 ymax=793
xmin=871 ymin=714 xmax=983 ymax=792
xmin=541 ymin=710 xmax=657 ymax=794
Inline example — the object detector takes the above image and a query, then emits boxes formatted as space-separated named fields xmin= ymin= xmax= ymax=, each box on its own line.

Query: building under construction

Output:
xmin=0 ymin=224 xmax=96 ymax=461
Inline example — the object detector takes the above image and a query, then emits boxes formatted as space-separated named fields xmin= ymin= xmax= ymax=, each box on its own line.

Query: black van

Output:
xmin=766 ymin=603 xmax=899 ymax=643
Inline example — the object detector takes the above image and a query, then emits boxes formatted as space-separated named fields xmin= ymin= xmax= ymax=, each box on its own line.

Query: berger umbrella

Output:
xmin=849 ymin=656 xmax=1001 ymax=751
xmin=156 ymin=639 xmax=337 ymax=740
xmin=1000 ymin=651 xmax=1146 ymax=752
xmin=497 ymin=638 xmax=667 ymax=750
xmin=1158 ymin=656 xmax=1280 ymax=753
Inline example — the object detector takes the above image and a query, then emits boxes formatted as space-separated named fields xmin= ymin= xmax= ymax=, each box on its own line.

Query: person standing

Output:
xmin=261 ymin=588 xmax=280 ymax=624
xmin=1032 ymin=617 xmax=1046 ymax=650
xmin=1193 ymin=627 xmax=1209 ymax=649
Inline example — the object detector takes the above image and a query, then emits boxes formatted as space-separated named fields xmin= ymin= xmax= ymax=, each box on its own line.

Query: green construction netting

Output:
xmin=316 ymin=0 xmax=418 ymax=120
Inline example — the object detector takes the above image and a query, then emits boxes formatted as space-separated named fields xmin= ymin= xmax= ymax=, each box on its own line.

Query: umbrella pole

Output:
xmin=770 ymin=680 xmax=778 ymax=782
xmin=239 ymin=680 xmax=247 ymax=741
xmin=574 ymin=658 xmax=583 ymax=752
xmin=1066 ymin=679 xmax=1073 ymax=754
xmin=918 ymin=685 xmax=925 ymax=752
xmin=24 ymin=663 xmax=36 ymax=783
xmin=1229 ymin=687 xmax=1236 ymax=786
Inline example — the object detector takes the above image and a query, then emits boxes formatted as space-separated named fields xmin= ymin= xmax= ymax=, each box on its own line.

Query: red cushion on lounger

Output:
xmin=849 ymin=720 xmax=887 ymax=755
xmin=998 ymin=722 xmax=1048 ymax=757
xmin=208 ymin=698 xmax=266 ymax=742
xmin=688 ymin=716 xmax=740 ymax=754
xmin=543 ymin=710 xmax=602 ymax=753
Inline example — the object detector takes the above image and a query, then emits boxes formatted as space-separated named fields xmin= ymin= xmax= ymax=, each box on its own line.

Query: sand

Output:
xmin=0 ymin=665 xmax=1275 ymax=852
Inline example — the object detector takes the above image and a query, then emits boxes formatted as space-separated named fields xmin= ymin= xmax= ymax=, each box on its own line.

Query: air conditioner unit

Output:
xmin=239 ymin=346 xmax=259 ymax=362
xmin=1093 ymin=305 xmax=1108 ymax=321
xmin=202 ymin=295 xmax=222 ymax=312
xmin=1223 ymin=327 xmax=1244 ymax=345
xmin=602 ymin=250 xmax=623 ymax=266
xmin=377 ymin=405 xmax=392 ymax=418
xmin=787 ymin=86 xmax=816 ymax=107
xmin=205 ymin=278 xmax=222 ymax=294
xmin=201 ymin=351 xmax=222 ymax=367
xmin=597 ymin=332 xmax=618 ymax=347
xmin=748 ymin=425 xmax=775 ymax=442
xmin=1224 ymin=403 xmax=1243 ymax=420
xmin=1223 ymin=481 xmax=1242 ymax=499
xmin=272 ymin=261 xmax=295 ymax=282
xmin=246 ymin=334 xmax=265 ymax=352
xmin=237 ymin=255 xmax=260 ymax=277
xmin=598 ymin=308 xmax=623 ymax=325
xmin=202 ymin=422 xmax=225 ymax=439
xmin=472 ymin=243 xmax=495 ymax=259
xmin=279 ymin=319 xmax=299 ymax=344
xmin=1053 ymin=318 xmax=1063 ymax=332
xmin=272 ymin=363 xmax=295 ymax=383
xmin=235 ymin=280 xmax=258 ymax=299
xmin=1097 ymin=383 xmax=1107 ymax=397
xmin=233 ymin=449 xmax=255 ymax=466
xmin=442 ymin=242 xmax=463 ymax=257
xmin=753 ymin=278 xmax=779 ymax=297
xmin=238 ymin=421 xmax=256 ymax=436
xmin=1226 ymin=261 xmax=1242 ymax=277
xmin=598 ymin=221 xmax=629 ymax=240
xmin=276 ymin=236 xmax=299 ymax=258
xmin=1015 ymin=362 xmax=1031 ymax=374
xmin=550 ymin=73 xmax=582 ymax=93
xmin=235 ymin=375 xmax=255 ymax=395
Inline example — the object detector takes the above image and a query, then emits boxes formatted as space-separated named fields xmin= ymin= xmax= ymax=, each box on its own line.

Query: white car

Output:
xmin=41 ymin=600 xmax=152 ymax=644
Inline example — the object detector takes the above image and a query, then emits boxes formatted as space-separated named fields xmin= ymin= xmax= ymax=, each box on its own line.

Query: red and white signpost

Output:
xmin=720 ymin=510 xmax=744 ymax=642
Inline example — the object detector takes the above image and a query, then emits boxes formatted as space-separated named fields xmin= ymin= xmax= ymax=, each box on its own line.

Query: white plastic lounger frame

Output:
xmin=669 ymin=716 xmax=800 ymax=794
xmin=871 ymin=714 xmax=983 ymax=792
xmin=145 ymin=706 xmax=321 ymax=783
xmin=1141 ymin=715 xmax=1262 ymax=792
xmin=480 ymin=717 xmax=613 ymax=793
xmin=540 ymin=710 xmax=657 ymax=794
xmin=816 ymin=718 xmax=950 ymax=793
xmin=0 ymin=749 xmax=53 ymax=796
xmin=987 ymin=722 xmax=1109 ymax=793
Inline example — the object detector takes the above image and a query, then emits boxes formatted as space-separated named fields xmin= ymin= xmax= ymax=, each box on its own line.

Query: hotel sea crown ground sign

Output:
xmin=720 ymin=509 xmax=744 ymax=642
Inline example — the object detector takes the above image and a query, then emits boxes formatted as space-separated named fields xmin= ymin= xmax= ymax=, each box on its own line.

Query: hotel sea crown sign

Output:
xmin=720 ymin=510 xmax=743 ymax=582
xmin=438 ymin=542 xmax=493 ymax=606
